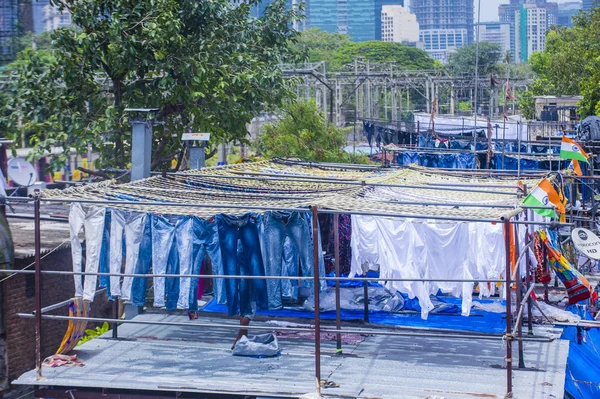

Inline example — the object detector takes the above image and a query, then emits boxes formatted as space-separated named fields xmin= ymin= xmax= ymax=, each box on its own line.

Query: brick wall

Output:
xmin=1 ymin=247 xmax=111 ymax=390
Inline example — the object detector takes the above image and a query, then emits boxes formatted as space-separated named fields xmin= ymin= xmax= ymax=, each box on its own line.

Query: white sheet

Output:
xmin=350 ymin=216 xmax=511 ymax=319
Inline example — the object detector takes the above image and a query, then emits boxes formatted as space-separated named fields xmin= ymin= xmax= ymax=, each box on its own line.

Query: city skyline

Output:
xmin=474 ymin=0 xmax=582 ymax=22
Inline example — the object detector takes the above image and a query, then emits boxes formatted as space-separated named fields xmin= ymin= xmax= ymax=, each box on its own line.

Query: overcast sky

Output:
xmin=474 ymin=0 xmax=582 ymax=22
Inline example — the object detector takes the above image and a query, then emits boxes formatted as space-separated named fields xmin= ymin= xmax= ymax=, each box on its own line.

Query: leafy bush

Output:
xmin=77 ymin=322 xmax=110 ymax=346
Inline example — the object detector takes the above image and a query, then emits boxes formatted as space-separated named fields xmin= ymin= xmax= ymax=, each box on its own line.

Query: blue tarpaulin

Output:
xmin=563 ymin=306 xmax=600 ymax=399
xmin=200 ymin=294 xmax=506 ymax=334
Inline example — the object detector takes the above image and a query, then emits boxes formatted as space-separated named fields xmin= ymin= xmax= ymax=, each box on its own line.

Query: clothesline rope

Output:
xmin=43 ymin=160 xmax=533 ymax=220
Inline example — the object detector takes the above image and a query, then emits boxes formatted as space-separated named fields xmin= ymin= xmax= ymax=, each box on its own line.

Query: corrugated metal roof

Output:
xmin=13 ymin=313 xmax=569 ymax=398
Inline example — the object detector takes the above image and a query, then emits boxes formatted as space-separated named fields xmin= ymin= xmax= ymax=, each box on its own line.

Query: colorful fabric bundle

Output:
xmin=56 ymin=298 xmax=91 ymax=354
xmin=43 ymin=354 xmax=85 ymax=367
xmin=533 ymin=232 xmax=552 ymax=284
xmin=538 ymin=230 xmax=592 ymax=304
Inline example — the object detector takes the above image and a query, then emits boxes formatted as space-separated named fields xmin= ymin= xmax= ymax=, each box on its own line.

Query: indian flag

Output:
xmin=523 ymin=178 xmax=565 ymax=218
xmin=560 ymin=136 xmax=589 ymax=163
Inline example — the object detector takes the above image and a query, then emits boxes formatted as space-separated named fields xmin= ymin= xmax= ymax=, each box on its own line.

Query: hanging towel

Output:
xmin=56 ymin=297 xmax=91 ymax=354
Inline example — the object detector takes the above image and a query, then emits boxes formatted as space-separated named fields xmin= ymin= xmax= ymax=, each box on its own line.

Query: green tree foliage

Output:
xmin=333 ymin=41 xmax=437 ymax=71
xmin=0 ymin=0 xmax=302 ymax=171
xmin=293 ymin=29 xmax=437 ymax=71
xmin=255 ymin=101 xmax=367 ymax=163
xmin=447 ymin=42 xmax=502 ymax=76
xmin=518 ymin=11 xmax=600 ymax=118
xmin=292 ymin=28 xmax=351 ymax=71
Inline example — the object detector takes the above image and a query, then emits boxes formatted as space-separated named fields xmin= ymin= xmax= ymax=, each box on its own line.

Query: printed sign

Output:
xmin=571 ymin=228 xmax=600 ymax=260
xmin=182 ymin=133 xmax=210 ymax=141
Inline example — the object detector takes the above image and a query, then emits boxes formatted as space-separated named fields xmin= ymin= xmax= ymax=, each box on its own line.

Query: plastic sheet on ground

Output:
xmin=472 ymin=300 xmax=582 ymax=323
xmin=232 ymin=333 xmax=280 ymax=358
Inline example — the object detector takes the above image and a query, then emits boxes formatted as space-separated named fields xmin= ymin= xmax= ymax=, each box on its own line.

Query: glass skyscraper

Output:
xmin=583 ymin=0 xmax=596 ymax=11
xmin=0 ymin=0 xmax=18 ymax=63
xmin=307 ymin=0 xmax=404 ymax=42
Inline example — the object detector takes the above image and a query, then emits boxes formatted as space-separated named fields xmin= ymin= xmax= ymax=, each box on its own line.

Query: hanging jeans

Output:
xmin=262 ymin=211 xmax=324 ymax=310
xmin=188 ymin=217 xmax=223 ymax=312
xmin=216 ymin=213 xmax=268 ymax=317
xmin=69 ymin=204 xmax=106 ymax=301
xmin=281 ymin=236 xmax=300 ymax=301
xmin=150 ymin=215 xmax=194 ymax=309
xmin=132 ymin=216 xmax=152 ymax=307
xmin=98 ymin=211 xmax=111 ymax=294
xmin=109 ymin=210 xmax=147 ymax=301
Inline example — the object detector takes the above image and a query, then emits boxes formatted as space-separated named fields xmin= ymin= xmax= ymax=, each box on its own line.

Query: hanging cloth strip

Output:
xmin=533 ymin=232 xmax=552 ymax=284
xmin=538 ymin=230 xmax=592 ymax=304
xmin=56 ymin=297 xmax=91 ymax=354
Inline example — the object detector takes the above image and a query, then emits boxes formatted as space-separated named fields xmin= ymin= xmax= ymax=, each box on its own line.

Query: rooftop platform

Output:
xmin=14 ymin=313 xmax=569 ymax=399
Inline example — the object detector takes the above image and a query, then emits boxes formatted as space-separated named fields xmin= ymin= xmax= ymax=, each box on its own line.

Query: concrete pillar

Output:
xmin=217 ymin=143 xmax=227 ymax=166
xmin=131 ymin=121 xmax=152 ymax=181
xmin=189 ymin=144 xmax=206 ymax=170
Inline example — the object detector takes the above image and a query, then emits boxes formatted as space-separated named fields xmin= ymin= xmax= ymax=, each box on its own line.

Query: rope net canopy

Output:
xmin=42 ymin=159 xmax=536 ymax=221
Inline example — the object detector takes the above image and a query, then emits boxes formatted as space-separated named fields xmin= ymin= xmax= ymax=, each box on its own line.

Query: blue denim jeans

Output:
xmin=98 ymin=210 xmax=111 ymax=294
xmin=149 ymin=215 xmax=192 ymax=310
xmin=132 ymin=216 xmax=152 ymax=307
xmin=401 ymin=152 xmax=419 ymax=166
xmin=281 ymin=236 xmax=299 ymax=301
xmin=262 ymin=211 xmax=325 ymax=310
xmin=188 ymin=217 xmax=223 ymax=312
xmin=216 ymin=213 xmax=268 ymax=317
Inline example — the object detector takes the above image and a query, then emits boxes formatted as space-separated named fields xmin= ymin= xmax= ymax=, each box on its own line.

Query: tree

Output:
xmin=292 ymin=28 xmax=351 ymax=71
xmin=333 ymin=41 xmax=437 ymax=71
xmin=0 ymin=0 xmax=302 ymax=171
xmin=293 ymin=29 xmax=437 ymax=71
xmin=447 ymin=42 xmax=502 ymax=76
xmin=255 ymin=100 xmax=367 ymax=163
xmin=516 ymin=13 xmax=596 ymax=118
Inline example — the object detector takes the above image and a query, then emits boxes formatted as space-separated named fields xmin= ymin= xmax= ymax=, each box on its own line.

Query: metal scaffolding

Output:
xmin=281 ymin=60 xmax=532 ymax=127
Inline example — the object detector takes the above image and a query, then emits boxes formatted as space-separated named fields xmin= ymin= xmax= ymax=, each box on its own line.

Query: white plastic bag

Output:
xmin=232 ymin=333 xmax=280 ymax=357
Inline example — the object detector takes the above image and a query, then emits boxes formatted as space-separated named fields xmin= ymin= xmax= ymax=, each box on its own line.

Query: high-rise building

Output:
xmin=515 ymin=3 xmax=548 ymax=63
xmin=557 ymin=2 xmax=582 ymax=27
xmin=0 ymin=0 xmax=18 ymax=64
xmin=232 ymin=0 xmax=304 ymax=30
xmin=381 ymin=5 xmax=420 ymax=45
xmin=475 ymin=22 xmax=511 ymax=56
xmin=42 ymin=4 xmax=71 ymax=32
xmin=410 ymin=0 xmax=474 ymax=62
xmin=499 ymin=1 xmax=558 ymax=60
xmin=32 ymin=0 xmax=49 ymax=34
xmin=307 ymin=0 xmax=404 ymax=42
xmin=583 ymin=0 xmax=596 ymax=11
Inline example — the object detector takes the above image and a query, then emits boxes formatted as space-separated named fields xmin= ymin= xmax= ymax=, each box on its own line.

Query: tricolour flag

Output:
xmin=560 ymin=136 xmax=589 ymax=163
xmin=522 ymin=178 xmax=565 ymax=218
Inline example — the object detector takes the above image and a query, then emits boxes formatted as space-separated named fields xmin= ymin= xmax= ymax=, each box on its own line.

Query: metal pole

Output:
xmin=363 ymin=279 xmax=370 ymax=323
xmin=334 ymin=214 xmax=342 ymax=354
xmin=524 ymin=186 xmax=534 ymax=336
xmin=473 ymin=0 xmax=482 ymax=169
xmin=112 ymin=298 xmax=119 ymax=339
xmin=517 ymin=122 xmax=522 ymax=178
xmin=34 ymin=194 xmax=42 ymax=377
xmin=504 ymin=219 xmax=513 ymax=395
xmin=514 ymin=224 xmax=525 ymax=369
xmin=311 ymin=206 xmax=321 ymax=389
xmin=16 ymin=313 xmax=553 ymax=342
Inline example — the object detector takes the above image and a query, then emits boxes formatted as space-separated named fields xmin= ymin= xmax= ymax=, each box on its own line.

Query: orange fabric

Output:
xmin=572 ymin=160 xmax=583 ymax=176
xmin=539 ymin=178 xmax=566 ymax=215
